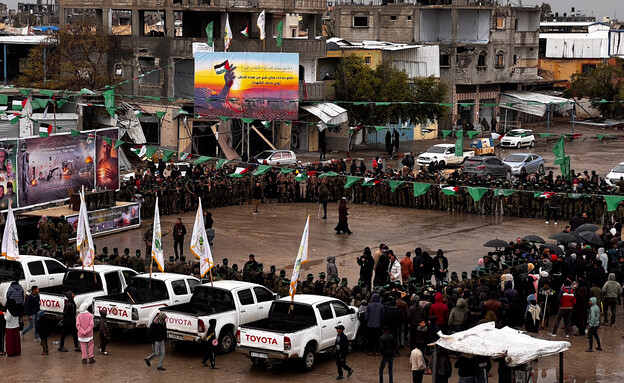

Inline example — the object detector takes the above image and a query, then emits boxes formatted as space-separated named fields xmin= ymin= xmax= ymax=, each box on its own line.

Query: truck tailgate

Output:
xmin=164 ymin=311 xmax=198 ymax=334
xmin=94 ymin=300 xmax=133 ymax=322
xmin=40 ymin=293 xmax=66 ymax=315
xmin=239 ymin=328 xmax=285 ymax=352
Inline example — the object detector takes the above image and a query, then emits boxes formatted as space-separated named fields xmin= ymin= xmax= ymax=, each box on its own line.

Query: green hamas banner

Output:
xmin=604 ymin=195 xmax=624 ymax=212
xmin=413 ymin=183 xmax=431 ymax=197
xmin=388 ymin=180 xmax=404 ymax=193
xmin=467 ymin=187 xmax=489 ymax=202
xmin=343 ymin=176 xmax=361 ymax=189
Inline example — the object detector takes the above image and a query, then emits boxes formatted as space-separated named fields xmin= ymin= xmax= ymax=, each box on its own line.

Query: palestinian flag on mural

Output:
xmin=39 ymin=123 xmax=53 ymax=137
xmin=214 ymin=60 xmax=231 ymax=75
xmin=230 ymin=166 xmax=251 ymax=178
xmin=441 ymin=185 xmax=458 ymax=196
xmin=239 ymin=23 xmax=249 ymax=37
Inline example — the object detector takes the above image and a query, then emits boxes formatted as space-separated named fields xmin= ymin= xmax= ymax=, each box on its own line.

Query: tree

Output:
xmin=540 ymin=2 xmax=552 ymax=21
xmin=564 ymin=59 xmax=624 ymax=118
xmin=16 ymin=23 xmax=116 ymax=90
xmin=334 ymin=54 xmax=449 ymax=148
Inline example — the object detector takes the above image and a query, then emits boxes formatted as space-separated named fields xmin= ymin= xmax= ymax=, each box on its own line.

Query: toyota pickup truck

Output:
xmin=39 ymin=265 xmax=137 ymax=319
xmin=417 ymin=143 xmax=475 ymax=168
xmin=93 ymin=273 xmax=200 ymax=330
xmin=237 ymin=295 xmax=360 ymax=372
xmin=0 ymin=256 xmax=67 ymax=305
xmin=160 ymin=280 xmax=277 ymax=353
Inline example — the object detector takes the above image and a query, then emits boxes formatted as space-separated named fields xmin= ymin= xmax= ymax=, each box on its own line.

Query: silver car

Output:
xmin=503 ymin=153 xmax=545 ymax=175
xmin=254 ymin=150 xmax=298 ymax=166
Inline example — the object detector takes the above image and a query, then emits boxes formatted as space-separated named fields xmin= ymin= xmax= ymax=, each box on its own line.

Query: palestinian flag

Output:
xmin=536 ymin=191 xmax=556 ymax=199
xmin=214 ymin=60 xmax=231 ymax=75
xmin=130 ymin=145 xmax=147 ymax=159
xmin=8 ymin=113 xmax=20 ymax=125
xmin=12 ymin=100 xmax=26 ymax=110
xmin=179 ymin=152 xmax=191 ymax=161
xmin=230 ymin=166 xmax=251 ymax=178
xmin=492 ymin=133 xmax=505 ymax=141
xmin=295 ymin=172 xmax=308 ymax=182
xmin=134 ymin=110 xmax=144 ymax=118
xmin=39 ymin=123 xmax=53 ymax=137
xmin=362 ymin=177 xmax=381 ymax=186
xmin=441 ymin=185 xmax=458 ymax=196
xmin=239 ymin=23 xmax=249 ymax=37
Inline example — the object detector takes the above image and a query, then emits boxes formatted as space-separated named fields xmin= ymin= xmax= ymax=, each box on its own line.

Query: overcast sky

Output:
xmin=521 ymin=0 xmax=624 ymax=21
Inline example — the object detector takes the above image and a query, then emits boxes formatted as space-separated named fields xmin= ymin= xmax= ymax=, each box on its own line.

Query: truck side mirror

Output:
xmin=349 ymin=308 xmax=355 ymax=314
xmin=273 ymin=293 xmax=279 ymax=300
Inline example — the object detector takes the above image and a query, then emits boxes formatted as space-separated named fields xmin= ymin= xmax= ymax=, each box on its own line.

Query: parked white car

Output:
xmin=500 ymin=129 xmax=535 ymax=148
xmin=416 ymin=144 xmax=475 ymax=168
xmin=0 ymin=256 xmax=67 ymax=305
xmin=605 ymin=162 xmax=624 ymax=186
xmin=254 ymin=150 xmax=298 ymax=166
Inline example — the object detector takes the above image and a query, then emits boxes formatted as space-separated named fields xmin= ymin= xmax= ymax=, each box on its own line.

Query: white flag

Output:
xmin=257 ymin=10 xmax=266 ymax=40
xmin=224 ymin=14 xmax=232 ymax=51
xmin=190 ymin=198 xmax=213 ymax=277
xmin=152 ymin=197 xmax=165 ymax=272
xmin=77 ymin=191 xmax=94 ymax=267
xmin=289 ymin=215 xmax=310 ymax=299
xmin=2 ymin=201 xmax=19 ymax=260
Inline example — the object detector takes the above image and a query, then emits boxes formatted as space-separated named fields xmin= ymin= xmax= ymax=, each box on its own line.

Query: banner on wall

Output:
xmin=95 ymin=128 xmax=120 ymax=190
xmin=194 ymin=52 xmax=299 ymax=120
xmin=68 ymin=202 xmax=141 ymax=239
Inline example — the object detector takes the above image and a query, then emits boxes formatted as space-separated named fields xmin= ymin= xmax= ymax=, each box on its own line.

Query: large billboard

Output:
xmin=68 ymin=202 xmax=141 ymax=239
xmin=95 ymin=128 xmax=120 ymax=190
xmin=18 ymin=133 xmax=95 ymax=207
xmin=194 ymin=52 xmax=299 ymax=120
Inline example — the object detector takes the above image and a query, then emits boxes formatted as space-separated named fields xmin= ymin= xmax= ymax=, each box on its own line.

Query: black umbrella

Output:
xmin=569 ymin=231 xmax=584 ymax=244
xmin=484 ymin=239 xmax=509 ymax=248
xmin=577 ymin=231 xmax=604 ymax=246
xmin=522 ymin=235 xmax=545 ymax=243
xmin=540 ymin=243 xmax=564 ymax=256
xmin=574 ymin=223 xmax=599 ymax=233
xmin=548 ymin=233 xmax=575 ymax=243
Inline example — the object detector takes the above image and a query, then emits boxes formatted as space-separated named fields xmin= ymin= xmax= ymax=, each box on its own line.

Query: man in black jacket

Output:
xmin=145 ymin=312 xmax=167 ymax=371
xmin=379 ymin=326 xmax=395 ymax=383
xmin=334 ymin=325 xmax=353 ymax=380
xmin=58 ymin=291 xmax=79 ymax=352
xmin=22 ymin=285 xmax=40 ymax=340
xmin=357 ymin=247 xmax=375 ymax=289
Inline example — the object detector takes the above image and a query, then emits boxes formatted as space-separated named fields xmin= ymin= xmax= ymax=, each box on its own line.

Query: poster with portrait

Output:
xmin=17 ymin=133 xmax=95 ymax=207
xmin=67 ymin=202 xmax=141 ymax=239
xmin=95 ymin=128 xmax=120 ymax=190
xmin=0 ymin=140 xmax=18 ymax=210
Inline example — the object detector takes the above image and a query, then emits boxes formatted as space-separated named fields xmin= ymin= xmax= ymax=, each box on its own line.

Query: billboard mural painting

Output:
xmin=68 ymin=202 xmax=141 ymax=239
xmin=96 ymin=128 xmax=120 ymax=190
xmin=0 ymin=140 xmax=18 ymax=210
xmin=194 ymin=52 xmax=299 ymax=120
xmin=18 ymin=134 xmax=95 ymax=207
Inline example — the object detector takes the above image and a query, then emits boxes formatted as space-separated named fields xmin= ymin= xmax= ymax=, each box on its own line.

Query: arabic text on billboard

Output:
xmin=194 ymin=52 xmax=299 ymax=121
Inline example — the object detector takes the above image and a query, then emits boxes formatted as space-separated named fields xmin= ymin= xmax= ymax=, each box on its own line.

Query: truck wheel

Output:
xmin=219 ymin=331 xmax=236 ymax=354
xmin=301 ymin=347 xmax=316 ymax=372
xmin=516 ymin=142 xmax=521 ymax=149
xmin=438 ymin=161 xmax=445 ymax=168
xmin=529 ymin=140 xmax=535 ymax=148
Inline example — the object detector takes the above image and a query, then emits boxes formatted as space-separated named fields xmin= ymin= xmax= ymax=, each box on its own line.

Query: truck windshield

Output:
xmin=63 ymin=270 xmax=104 ymax=293
xmin=125 ymin=278 xmax=169 ymax=303
xmin=269 ymin=302 xmax=317 ymax=328
xmin=190 ymin=287 xmax=235 ymax=314
xmin=0 ymin=260 xmax=24 ymax=282
xmin=427 ymin=146 xmax=447 ymax=154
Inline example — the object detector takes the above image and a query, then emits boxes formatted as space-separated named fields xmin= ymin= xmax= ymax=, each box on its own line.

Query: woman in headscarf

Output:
xmin=5 ymin=299 xmax=21 ymax=357
xmin=524 ymin=294 xmax=541 ymax=333
xmin=334 ymin=197 xmax=352 ymax=234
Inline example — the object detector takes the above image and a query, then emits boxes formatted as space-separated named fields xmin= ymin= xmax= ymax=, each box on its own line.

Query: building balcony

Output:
xmin=514 ymin=31 xmax=539 ymax=46
xmin=299 ymin=81 xmax=325 ymax=101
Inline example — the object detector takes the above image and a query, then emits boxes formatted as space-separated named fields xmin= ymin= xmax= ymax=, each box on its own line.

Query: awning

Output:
xmin=500 ymin=91 xmax=573 ymax=117
xmin=301 ymin=103 xmax=348 ymax=131
xmin=435 ymin=322 xmax=570 ymax=367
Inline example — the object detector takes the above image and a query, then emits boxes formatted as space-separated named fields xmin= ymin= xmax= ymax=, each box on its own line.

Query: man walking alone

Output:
xmin=172 ymin=218 xmax=186 ymax=260
xmin=334 ymin=325 xmax=353 ymax=380
xmin=145 ymin=313 xmax=168 ymax=371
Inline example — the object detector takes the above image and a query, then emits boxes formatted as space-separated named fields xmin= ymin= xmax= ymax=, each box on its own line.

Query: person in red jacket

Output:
xmin=550 ymin=280 xmax=576 ymax=338
xmin=429 ymin=292 xmax=449 ymax=334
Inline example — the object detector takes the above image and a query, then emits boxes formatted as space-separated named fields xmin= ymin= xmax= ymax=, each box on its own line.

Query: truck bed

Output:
xmin=40 ymin=284 xmax=103 ymax=296
xmin=242 ymin=318 xmax=315 ymax=334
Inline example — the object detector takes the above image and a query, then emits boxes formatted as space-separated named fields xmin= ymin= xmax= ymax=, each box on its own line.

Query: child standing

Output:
xmin=35 ymin=310 xmax=51 ymax=355
xmin=586 ymin=297 xmax=602 ymax=352
xmin=76 ymin=310 xmax=95 ymax=364
xmin=98 ymin=309 xmax=111 ymax=355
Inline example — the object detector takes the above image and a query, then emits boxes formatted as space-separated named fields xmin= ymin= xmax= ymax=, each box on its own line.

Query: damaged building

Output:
xmin=332 ymin=0 xmax=542 ymax=129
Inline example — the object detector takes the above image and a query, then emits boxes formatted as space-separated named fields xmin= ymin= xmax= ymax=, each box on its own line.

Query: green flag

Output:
xmin=19 ymin=89 xmax=31 ymax=96
xmin=295 ymin=172 xmax=308 ymax=182
xmin=219 ymin=116 xmax=231 ymax=121
xmin=216 ymin=158 xmax=228 ymax=169
xmin=276 ymin=20 xmax=283 ymax=47
xmin=0 ymin=95 xmax=7 ymax=105
xmin=155 ymin=111 xmax=167 ymax=119
xmin=319 ymin=171 xmax=339 ymax=178
xmin=455 ymin=130 xmax=463 ymax=138
xmin=343 ymin=176 xmax=360 ymax=189
xmin=113 ymin=140 xmax=125 ymax=150
xmin=162 ymin=150 xmax=176 ymax=162
xmin=103 ymin=89 xmax=115 ymax=118
xmin=560 ymin=156 xmax=570 ymax=179
xmin=540 ymin=133 xmax=556 ymax=138
xmin=253 ymin=164 xmax=272 ymax=176
xmin=441 ymin=130 xmax=453 ymax=138
xmin=144 ymin=146 xmax=157 ymax=159
xmin=388 ymin=180 xmax=405 ymax=193
xmin=102 ymin=137 xmax=112 ymax=146
xmin=467 ymin=187 xmax=489 ymax=202
xmin=71 ymin=130 xmax=80 ymax=138
xmin=194 ymin=156 xmax=213 ymax=165
xmin=467 ymin=131 xmax=480 ymax=139
xmin=280 ymin=168 xmax=295 ymax=174
xmin=40 ymin=90 xmax=55 ymax=98
xmin=604 ymin=195 xmax=624 ymax=212
xmin=494 ymin=189 xmax=516 ymax=197
xmin=240 ymin=117 xmax=254 ymax=124
xmin=455 ymin=136 xmax=463 ymax=157
xmin=206 ymin=21 xmax=214 ymax=47
xmin=552 ymin=136 xmax=565 ymax=165
xmin=413 ymin=183 xmax=431 ymax=197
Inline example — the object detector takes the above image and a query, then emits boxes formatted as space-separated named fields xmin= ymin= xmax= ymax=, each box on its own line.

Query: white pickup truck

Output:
xmin=39 ymin=265 xmax=137 ymax=319
xmin=160 ymin=280 xmax=278 ymax=353
xmin=237 ymin=295 xmax=360 ymax=372
xmin=93 ymin=273 xmax=200 ymax=330
xmin=0 ymin=256 xmax=67 ymax=305
xmin=417 ymin=143 xmax=475 ymax=168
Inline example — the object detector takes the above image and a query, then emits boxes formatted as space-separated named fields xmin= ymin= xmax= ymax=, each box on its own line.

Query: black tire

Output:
xmin=218 ymin=330 xmax=236 ymax=354
xmin=529 ymin=140 xmax=535 ymax=148
xmin=516 ymin=142 xmax=521 ymax=149
xmin=438 ymin=160 xmax=446 ymax=168
xmin=301 ymin=346 xmax=316 ymax=372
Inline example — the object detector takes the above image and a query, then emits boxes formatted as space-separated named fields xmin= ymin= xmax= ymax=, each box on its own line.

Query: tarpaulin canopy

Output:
xmin=301 ymin=103 xmax=348 ymax=131
xmin=500 ymin=91 xmax=573 ymax=117
xmin=435 ymin=323 xmax=570 ymax=367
